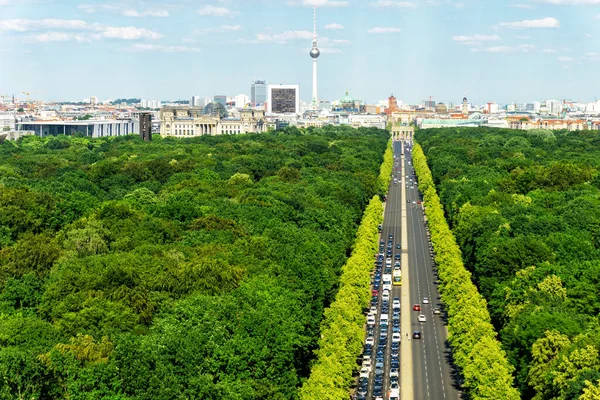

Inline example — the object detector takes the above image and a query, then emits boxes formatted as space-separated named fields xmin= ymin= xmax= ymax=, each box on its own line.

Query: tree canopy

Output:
xmin=0 ymin=126 xmax=389 ymax=399
xmin=416 ymin=127 xmax=600 ymax=400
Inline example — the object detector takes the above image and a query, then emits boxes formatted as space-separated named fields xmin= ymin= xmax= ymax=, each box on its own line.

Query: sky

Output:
xmin=0 ymin=0 xmax=599 ymax=105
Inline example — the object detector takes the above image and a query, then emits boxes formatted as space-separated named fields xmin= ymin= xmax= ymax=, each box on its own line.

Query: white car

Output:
xmin=389 ymin=368 xmax=399 ymax=378
xmin=392 ymin=299 xmax=400 ymax=308
xmin=392 ymin=332 xmax=401 ymax=343
xmin=362 ymin=359 xmax=372 ymax=372
xmin=365 ymin=335 xmax=375 ymax=346
xmin=386 ymin=258 xmax=392 ymax=266
xmin=422 ymin=297 xmax=430 ymax=304
xmin=418 ymin=314 xmax=427 ymax=322
xmin=367 ymin=315 xmax=375 ymax=326
xmin=382 ymin=292 xmax=390 ymax=301
xmin=369 ymin=306 xmax=378 ymax=315
xmin=360 ymin=367 xmax=369 ymax=378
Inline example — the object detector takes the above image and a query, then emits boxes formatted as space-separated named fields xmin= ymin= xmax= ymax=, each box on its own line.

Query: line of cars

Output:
xmin=358 ymin=233 xmax=401 ymax=400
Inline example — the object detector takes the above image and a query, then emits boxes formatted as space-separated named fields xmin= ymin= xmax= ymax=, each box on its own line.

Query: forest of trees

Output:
xmin=416 ymin=127 xmax=600 ymax=400
xmin=0 ymin=126 xmax=389 ymax=399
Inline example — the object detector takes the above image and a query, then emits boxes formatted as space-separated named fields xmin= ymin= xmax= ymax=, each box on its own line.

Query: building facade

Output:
xmin=267 ymin=85 xmax=300 ymax=114
xmin=17 ymin=120 xmax=136 ymax=138
xmin=213 ymin=95 xmax=227 ymax=106
xmin=251 ymin=80 xmax=267 ymax=106
xmin=0 ymin=112 xmax=16 ymax=131
xmin=160 ymin=107 xmax=266 ymax=137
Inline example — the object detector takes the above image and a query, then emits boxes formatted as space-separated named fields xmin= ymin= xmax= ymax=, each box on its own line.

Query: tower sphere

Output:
xmin=310 ymin=47 xmax=320 ymax=59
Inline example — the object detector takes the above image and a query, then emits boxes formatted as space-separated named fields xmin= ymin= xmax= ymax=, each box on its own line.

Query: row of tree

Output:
xmin=300 ymin=138 xmax=392 ymax=399
xmin=377 ymin=139 xmax=394 ymax=195
xmin=412 ymin=143 xmax=520 ymax=399
xmin=299 ymin=196 xmax=383 ymax=399
xmin=416 ymin=127 xmax=600 ymax=399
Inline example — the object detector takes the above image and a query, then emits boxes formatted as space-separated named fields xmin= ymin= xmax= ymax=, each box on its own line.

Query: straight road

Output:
xmin=398 ymin=140 xmax=461 ymax=400
xmin=361 ymin=139 xmax=460 ymax=400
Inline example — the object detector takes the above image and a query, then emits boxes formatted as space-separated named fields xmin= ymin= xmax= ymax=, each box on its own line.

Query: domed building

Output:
xmin=435 ymin=102 xmax=448 ymax=114
xmin=202 ymin=102 xmax=228 ymax=118
xmin=335 ymin=90 xmax=363 ymax=113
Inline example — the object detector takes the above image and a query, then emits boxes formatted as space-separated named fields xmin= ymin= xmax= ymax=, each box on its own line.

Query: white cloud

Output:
xmin=124 ymin=44 xmax=200 ymax=52
xmin=122 ymin=9 xmax=169 ymax=17
xmin=197 ymin=5 xmax=236 ymax=17
xmin=256 ymin=30 xmax=313 ymax=44
xmin=368 ymin=27 xmax=402 ymax=33
xmin=77 ymin=4 xmax=95 ymax=13
xmin=497 ymin=17 xmax=560 ymax=29
xmin=0 ymin=19 xmax=88 ymax=32
xmin=512 ymin=3 xmax=534 ymax=8
xmin=0 ymin=18 xmax=163 ymax=41
xmin=101 ymin=26 xmax=162 ymax=40
xmin=287 ymin=0 xmax=350 ymax=6
xmin=325 ymin=23 xmax=344 ymax=30
xmin=31 ymin=32 xmax=91 ymax=43
xmin=452 ymin=34 xmax=501 ymax=45
xmin=369 ymin=1 xmax=418 ymax=8
xmin=515 ymin=35 xmax=531 ymax=39
xmin=471 ymin=44 xmax=535 ymax=53
xmin=541 ymin=48 xmax=556 ymax=53
xmin=557 ymin=56 xmax=574 ymax=61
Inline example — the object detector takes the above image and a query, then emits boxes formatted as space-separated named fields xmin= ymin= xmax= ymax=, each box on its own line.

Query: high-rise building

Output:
xmin=234 ymin=94 xmax=249 ymax=108
xmin=268 ymin=85 xmax=300 ymax=114
xmin=462 ymin=97 xmax=469 ymax=115
xmin=214 ymin=95 xmax=227 ymax=106
xmin=191 ymin=96 xmax=201 ymax=107
xmin=90 ymin=96 xmax=98 ymax=106
xmin=139 ymin=112 xmax=152 ymax=141
xmin=309 ymin=6 xmax=320 ymax=109
xmin=251 ymin=80 xmax=267 ymax=106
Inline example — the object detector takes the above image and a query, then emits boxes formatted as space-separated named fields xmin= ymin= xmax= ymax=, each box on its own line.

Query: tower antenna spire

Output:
xmin=313 ymin=6 xmax=317 ymax=41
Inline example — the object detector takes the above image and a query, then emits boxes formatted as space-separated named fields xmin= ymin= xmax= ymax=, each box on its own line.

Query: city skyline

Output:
xmin=1 ymin=0 xmax=600 ymax=104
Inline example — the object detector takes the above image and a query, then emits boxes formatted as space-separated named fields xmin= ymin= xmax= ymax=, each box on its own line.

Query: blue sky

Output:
xmin=0 ymin=0 xmax=599 ymax=104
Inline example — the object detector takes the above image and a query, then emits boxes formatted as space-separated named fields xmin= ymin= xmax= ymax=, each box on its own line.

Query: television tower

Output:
xmin=310 ymin=6 xmax=320 ymax=109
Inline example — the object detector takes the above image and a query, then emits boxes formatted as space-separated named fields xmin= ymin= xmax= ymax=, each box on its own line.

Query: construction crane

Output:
xmin=22 ymin=91 xmax=36 ymax=102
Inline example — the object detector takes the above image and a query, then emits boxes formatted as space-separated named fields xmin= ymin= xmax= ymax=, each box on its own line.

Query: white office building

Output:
xmin=0 ymin=112 xmax=16 ymax=131
xmin=190 ymin=96 xmax=201 ymax=107
xmin=234 ymin=94 xmax=249 ymax=108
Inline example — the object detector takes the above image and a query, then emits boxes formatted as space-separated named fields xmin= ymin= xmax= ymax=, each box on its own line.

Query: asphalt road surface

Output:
xmin=362 ymin=140 xmax=461 ymax=400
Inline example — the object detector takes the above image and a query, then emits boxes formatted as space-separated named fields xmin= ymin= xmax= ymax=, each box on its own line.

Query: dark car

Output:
xmin=394 ymin=253 xmax=400 ymax=260
xmin=373 ymin=386 xmax=383 ymax=396
xmin=413 ymin=331 xmax=422 ymax=339
xmin=396 ymin=243 xmax=401 ymax=249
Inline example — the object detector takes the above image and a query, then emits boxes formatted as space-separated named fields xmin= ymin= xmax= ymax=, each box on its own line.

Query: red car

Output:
xmin=372 ymin=289 xmax=379 ymax=297
xmin=413 ymin=304 xmax=421 ymax=311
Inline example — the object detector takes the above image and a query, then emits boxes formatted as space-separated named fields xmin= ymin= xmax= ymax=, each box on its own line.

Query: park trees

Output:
xmin=416 ymin=127 xmax=600 ymax=399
